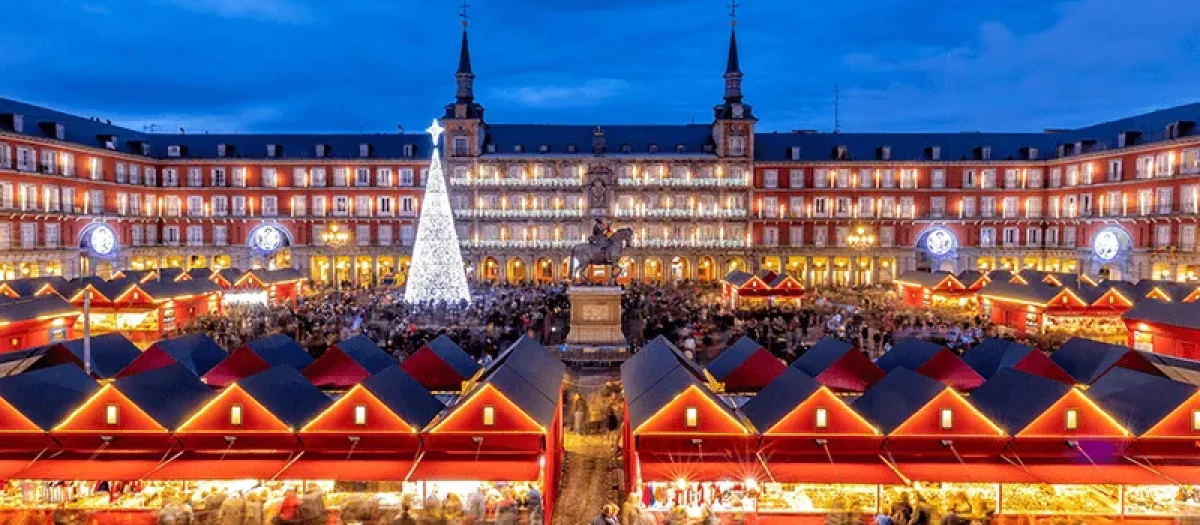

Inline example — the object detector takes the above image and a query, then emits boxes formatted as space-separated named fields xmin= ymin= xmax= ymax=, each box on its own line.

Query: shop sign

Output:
xmin=48 ymin=327 xmax=66 ymax=342
xmin=162 ymin=306 xmax=176 ymax=332
xmin=1025 ymin=311 xmax=1039 ymax=333
xmin=1133 ymin=331 xmax=1153 ymax=352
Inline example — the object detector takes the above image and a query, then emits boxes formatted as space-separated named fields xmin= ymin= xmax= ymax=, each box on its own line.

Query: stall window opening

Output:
xmin=685 ymin=407 xmax=698 ymax=428
xmin=353 ymin=404 xmax=367 ymax=425
xmin=105 ymin=404 xmax=119 ymax=425
xmin=815 ymin=407 xmax=828 ymax=429
xmin=1064 ymin=408 xmax=1079 ymax=430
xmin=482 ymin=406 xmax=495 ymax=426
xmin=230 ymin=404 xmax=244 ymax=426
xmin=939 ymin=408 xmax=953 ymax=430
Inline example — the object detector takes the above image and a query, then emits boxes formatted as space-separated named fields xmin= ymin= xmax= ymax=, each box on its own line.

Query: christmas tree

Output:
xmin=403 ymin=119 xmax=472 ymax=304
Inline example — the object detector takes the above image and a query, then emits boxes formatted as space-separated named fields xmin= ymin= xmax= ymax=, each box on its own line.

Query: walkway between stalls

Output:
xmin=552 ymin=373 xmax=623 ymax=525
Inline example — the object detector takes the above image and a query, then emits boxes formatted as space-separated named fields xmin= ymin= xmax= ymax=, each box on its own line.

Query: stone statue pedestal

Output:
xmin=565 ymin=286 xmax=626 ymax=346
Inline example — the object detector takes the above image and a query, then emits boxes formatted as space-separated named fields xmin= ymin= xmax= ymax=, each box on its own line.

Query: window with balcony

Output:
xmin=931 ymin=169 xmax=946 ymax=189
xmin=1182 ymin=224 xmax=1196 ymax=252
xmin=1136 ymin=156 xmax=1154 ymax=179
xmin=89 ymin=190 xmax=104 ymax=214
xmin=311 ymin=197 xmax=326 ymax=217
xmin=1066 ymin=165 xmax=1079 ymax=186
xmin=812 ymin=197 xmax=828 ymax=217
xmin=262 ymin=168 xmax=277 ymax=188
xmin=311 ymin=168 xmax=327 ymax=186
xmin=1003 ymin=197 xmax=1017 ymax=218
xmin=163 ymin=168 xmax=178 ymax=187
xmin=881 ymin=169 xmax=895 ymax=189
xmin=1004 ymin=169 xmax=1019 ymax=189
xmin=334 ymin=196 xmax=350 ymax=216
xmin=1138 ymin=189 xmax=1153 ymax=215
xmin=980 ymin=227 xmax=996 ymax=248
xmin=16 ymin=147 xmax=34 ymax=172
xmin=232 ymin=196 xmax=246 ymax=216
xmin=355 ymin=168 xmax=371 ymax=187
xmin=961 ymin=197 xmax=975 ymax=218
xmin=1046 ymin=227 xmax=1059 ymax=247
xmin=880 ymin=226 xmax=895 ymax=248
xmin=1183 ymin=186 xmax=1198 ymax=214
xmin=900 ymin=169 xmax=918 ymax=189
xmin=1027 ymin=169 xmax=1044 ymax=188
xmin=835 ymin=197 xmax=852 ymax=218
xmin=61 ymin=188 xmax=73 ymax=213
xmin=1003 ymin=227 xmax=1018 ymax=247
xmin=789 ymin=226 xmax=803 ymax=246
xmin=212 ymin=196 xmax=228 ymax=216
xmin=356 ymin=224 xmax=370 ymax=246
xmin=213 ymin=225 xmax=228 ymax=247
xmin=857 ymin=168 xmax=873 ymax=188
xmin=334 ymin=168 xmax=349 ymax=187
xmin=981 ymin=169 xmax=996 ymax=189
xmin=1107 ymin=159 xmax=1122 ymax=182
xmin=187 ymin=167 xmax=202 ymax=187
xmin=1026 ymin=227 xmax=1041 ymax=247
xmin=131 ymin=225 xmax=144 ymax=246
xmin=1156 ymin=152 xmax=1174 ymax=177
xmin=813 ymin=169 xmax=828 ymax=188
xmin=879 ymin=197 xmax=896 ymax=218
xmin=1025 ymin=197 xmax=1041 ymax=218
xmin=813 ymin=226 xmax=828 ymax=247
xmin=1157 ymin=188 xmax=1174 ymax=214
xmin=762 ymin=196 xmax=778 ymax=218
xmin=859 ymin=196 xmax=875 ymax=218
xmin=355 ymin=196 xmax=371 ymax=217
xmin=980 ymin=196 xmax=995 ymax=218
xmin=929 ymin=197 xmax=945 ymax=218
xmin=1184 ymin=149 xmax=1200 ymax=175
xmin=163 ymin=226 xmax=180 ymax=246
xmin=728 ymin=136 xmax=746 ymax=156
xmin=43 ymin=185 xmax=59 ymax=213
xmin=184 ymin=226 xmax=202 ymax=246
xmin=762 ymin=227 xmax=779 ymax=246
xmin=788 ymin=169 xmax=804 ymax=188
xmin=263 ymin=196 xmax=278 ymax=216
xmin=763 ymin=169 xmax=778 ymax=188
xmin=962 ymin=169 xmax=976 ymax=189
xmin=44 ymin=224 xmax=59 ymax=248
xmin=1156 ymin=224 xmax=1172 ymax=248
xmin=0 ymin=145 xmax=10 ymax=169
xmin=188 ymin=196 xmax=204 ymax=216
xmin=19 ymin=223 xmax=35 ymax=250
xmin=401 ymin=197 xmax=416 ymax=216
xmin=1064 ymin=226 xmax=1077 ymax=247
xmin=115 ymin=193 xmax=127 ymax=216
xmin=130 ymin=194 xmax=141 ymax=216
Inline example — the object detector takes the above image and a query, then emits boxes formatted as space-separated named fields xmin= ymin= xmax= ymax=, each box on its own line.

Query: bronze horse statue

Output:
xmin=569 ymin=227 xmax=634 ymax=284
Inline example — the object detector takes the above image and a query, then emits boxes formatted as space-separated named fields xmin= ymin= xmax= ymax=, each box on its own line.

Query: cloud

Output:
xmin=159 ymin=0 xmax=311 ymax=24
xmin=492 ymin=79 xmax=631 ymax=109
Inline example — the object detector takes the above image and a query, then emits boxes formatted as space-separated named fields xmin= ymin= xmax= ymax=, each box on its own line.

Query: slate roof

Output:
xmin=962 ymin=339 xmax=1036 ymax=377
xmin=706 ymin=336 xmax=766 ymax=380
xmin=895 ymin=271 xmax=958 ymax=288
xmin=875 ymin=337 xmax=945 ymax=372
xmin=1123 ymin=299 xmax=1200 ymax=330
xmin=244 ymin=268 xmax=306 ymax=285
xmin=977 ymin=280 xmax=1063 ymax=305
xmin=621 ymin=336 xmax=740 ymax=431
xmin=1088 ymin=367 xmax=1198 ymax=435
xmin=52 ymin=332 xmax=142 ymax=378
xmin=1050 ymin=337 xmax=1152 ymax=384
xmin=968 ymin=369 xmax=1072 ymax=434
xmin=330 ymin=335 xmax=394 ymax=373
xmin=956 ymin=270 xmax=987 ymax=288
xmin=139 ymin=278 xmax=222 ymax=300
xmin=237 ymin=366 xmax=331 ymax=428
xmin=740 ymin=367 xmax=823 ymax=433
xmin=1134 ymin=351 xmax=1200 ymax=387
xmin=853 ymin=368 xmax=946 ymax=434
xmin=2 ymin=277 xmax=69 ymax=297
xmin=793 ymin=337 xmax=854 ymax=376
xmin=0 ymin=295 xmax=76 ymax=323
xmin=202 ymin=346 xmax=271 ymax=388
xmin=360 ymin=366 xmax=444 ymax=430
xmin=424 ymin=334 xmax=482 ymax=379
xmin=153 ymin=333 xmax=227 ymax=376
xmin=464 ymin=336 xmax=565 ymax=428
xmin=0 ymin=364 xmax=99 ymax=430
xmin=244 ymin=334 xmax=313 ymax=370
xmin=484 ymin=124 xmax=716 ymax=156
xmin=113 ymin=363 xmax=214 ymax=430
xmin=721 ymin=270 xmax=756 ymax=287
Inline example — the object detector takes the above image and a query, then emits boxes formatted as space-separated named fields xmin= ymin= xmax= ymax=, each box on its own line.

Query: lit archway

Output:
xmin=697 ymin=256 xmax=717 ymax=282
xmin=643 ymin=257 xmax=664 ymax=282
xmin=725 ymin=257 xmax=745 ymax=276
xmin=507 ymin=257 xmax=528 ymax=284
xmin=669 ymin=256 xmax=690 ymax=283
xmin=617 ymin=257 xmax=637 ymax=283
xmin=534 ymin=257 xmax=554 ymax=283
xmin=760 ymin=256 xmax=781 ymax=273
xmin=560 ymin=258 xmax=572 ymax=282
xmin=479 ymin=256 xmax=500 ymax=283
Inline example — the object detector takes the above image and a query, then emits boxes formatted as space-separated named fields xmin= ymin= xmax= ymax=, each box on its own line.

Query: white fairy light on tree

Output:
xmin=403 ymin=118 xmax=472 ymax=304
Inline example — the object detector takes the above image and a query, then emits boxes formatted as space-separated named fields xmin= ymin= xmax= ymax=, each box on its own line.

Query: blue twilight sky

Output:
xmin=2 ymin=0 xmax=1198 ymax=135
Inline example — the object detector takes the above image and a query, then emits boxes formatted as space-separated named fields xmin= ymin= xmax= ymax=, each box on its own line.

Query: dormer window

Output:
xmin=482 ymin=406 xmax=496 ymax=426
xmin=217 ymin=144 xmax=228 ymax=158
xmin=513 ymin=144 xmax=524 ymax=153
xmin=539 ymin=144 xmax=549 ymax=153
xmin=648 ymin=144 xmax=659 ymax=154
xmin=316 ymin=144 xmax=327 ymax=158
xmin=975 ymin=146 xmax=992 ymax=161
xmin=834 ymin=146 xmax=848 ymax=160
xmin=105 ymin=404 xmax=119 ymax=425
xmin=1027 ymin=147 xmax=1039 ymax=160
xmin=403 ymin=144 xmax=416 ymax=157
xmin=702 ymin=144 xmax=715 ymax=153
xmin=620 ymin=143 xmax=632 ymax=154
xmin=929 ymin=146 xmax=942 ymax=160
xmin=879 ymin=146 xmax=892 ymax=161
xmin=167 ymin=145 xmax=181 ymax=158
xmin=11 ymin=114 xmax=22 ymax=133
xmin=267 ymin=144 xmax=278 ymax=158
xmin=54 ymin=123 xmax=65 ymax=141
xmin=939 ymin=408 xmax=954 ymax=430
xmin=1056 ymin=144 xmax=1067 ymax=158
xmin=229 ymin=404 xmax=244 ymax=426
xmin=789 ymin=146 xmax=801 ymax=160
xmin=566 ymin=144 xmax=577 ymax=154
xmin=675 ymin=144 xmax=686 ymax=153
xmin=486 ymin=144 xmax=496 ymax=154
xmin=359 ymin=143 xmax=372 ymax=158
xmin=104 ymin=138 xmax=116 ymax=151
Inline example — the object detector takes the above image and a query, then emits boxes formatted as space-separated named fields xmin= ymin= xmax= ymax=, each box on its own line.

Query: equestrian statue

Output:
xmin=569 ymin=217 xmax=633 ymax=284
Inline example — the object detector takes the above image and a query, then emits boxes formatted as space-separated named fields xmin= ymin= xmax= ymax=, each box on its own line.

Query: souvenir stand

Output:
xmin=0 ymin=295 xmax=78 ymax=353
xmin=894 ymin=272 xmax=970 ymax=308
xmin=232 ymin=269 xmax=305 ymax=307
xmin=419 ymin=337 xmax=565 ymax=524
xmin=622 ymin=337 xmax=760 ymax=523
xmin=720 ymin=271 xmax=805 ymax=309
xmin=303 ymin=333 xmax=395 ymax=389
xmin=705 ymin=336 xmax=787 ymax=393
xmin=401 ymin=334 xmax=482 ymax=392
xmin=789 ymin=337 xmax=884 ymax=392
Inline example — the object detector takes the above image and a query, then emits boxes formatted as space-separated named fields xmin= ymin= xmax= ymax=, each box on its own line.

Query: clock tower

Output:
xmin=712 ymin=7 xmax=756 ymax=160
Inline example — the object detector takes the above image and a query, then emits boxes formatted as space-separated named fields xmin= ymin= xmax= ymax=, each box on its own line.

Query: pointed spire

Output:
xmin=457 ymin=27 xmax=473 ymax=75
xmin=725 ymin=28 xmax=741 ymax=74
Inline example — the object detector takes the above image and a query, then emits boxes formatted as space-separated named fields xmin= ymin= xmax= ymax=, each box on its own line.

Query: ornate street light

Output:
xmin=847 ymin=224 xmax=876 ymax=251
xmin=320 ymin=224 xmax=350 ymax=291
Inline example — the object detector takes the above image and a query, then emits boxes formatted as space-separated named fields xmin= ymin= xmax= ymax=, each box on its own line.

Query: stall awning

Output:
xmin=145 ymin=458 xmax=289 ymax=480
xmin=15 ymin=459 xmax=162 ymax=480
xmin=0 ymin=459 xmax=39 ymax=478
xmin=1154 ymin=465 xmax=1200 ymax=484
xmin=764 ymin=462 xmax=902 ymax=485
xmin=639 ymin=460 xmax=768 ymax=483
xmin=893 ymin=462 xmax=1036 ymax=483
xmin=1023 ymin=464 xmax=1170 ymax=485
xmin=275 ymin=459 xmax=414 ymax=481
xmin=409 ymin=458 xmax=540 ymax=482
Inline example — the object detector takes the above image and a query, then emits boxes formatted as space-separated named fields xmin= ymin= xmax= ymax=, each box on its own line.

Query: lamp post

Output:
xmin=846 ymin=224 xmax=877 ymax=289
xmin=320 ymin=224 xmax=350 ymax=293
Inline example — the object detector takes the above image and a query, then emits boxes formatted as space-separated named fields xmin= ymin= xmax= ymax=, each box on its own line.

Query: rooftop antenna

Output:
xmin=833 ymin=83 xmax=841 ymax=134
xmin=460 ymin=0 xmax=469 ymax=27
xmin=729 ymin=0 xmax=739 ymax=26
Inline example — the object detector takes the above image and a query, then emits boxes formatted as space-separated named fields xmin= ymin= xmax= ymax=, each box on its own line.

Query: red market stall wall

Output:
xmin=1125 ymin=320 xmax=1200 ymax=358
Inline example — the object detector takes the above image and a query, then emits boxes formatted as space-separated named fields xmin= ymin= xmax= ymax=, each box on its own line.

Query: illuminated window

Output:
xmin=685 ymin=407 xmax=699 ymax=428
xmin=939 ymin=408 xmax=954 ymax=430
xmin=482 ymin=406 xmax=495 ymax=426
xmin=105 ymin=404 xmax=119 ymax=425
xmin=815 ymin=407 xmax=829 ymax=429
xmin=354 ymin=404 xmax=367 ymax=426
xmin=229 ymin=405 xmax=243 ymax=426
xmin=1193 ymin=410 xmax=1200 ymax=431
xmin=1064 ymin=408 xmax=1079 ymax=431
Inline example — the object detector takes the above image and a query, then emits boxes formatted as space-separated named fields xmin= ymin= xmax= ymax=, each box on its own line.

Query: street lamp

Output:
xmin=320 ymin=224 xmax=350 ymax=291
xmin=847 ymin=224 xmax=876 ymax=251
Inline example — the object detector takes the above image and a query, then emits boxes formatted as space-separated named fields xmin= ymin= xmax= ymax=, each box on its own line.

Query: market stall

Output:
xmin=303 ymin=334 xmax=394 ymax=389
xmin=1049 ymin=337 xmax=1163 ymax=384
xmin=789 ymin=337 xmax=885 ymax=392
xmin=1122 ymin=299 xmax=1200 ymax=358
xmin=401 ymin=334 xmax=483 ymax=392
xmin=623 ymin=337 xmax=759 ymax=522
xmin=232 ymin=269 xmax=305 ymax=307
xmin=894 ymin=272 xmax=970 ymax=308
xmin=961 ymin=339 xmax=1074 ymax=384
xmin=720 ymin=271 xmax=805 ymax=309
xmin=875 ymin=337 xmax=984 ymax=390
xmin=0 ymin=295 xmax=78 ymax=353
xmin=705 ymin=336 xmax=786 ymax=393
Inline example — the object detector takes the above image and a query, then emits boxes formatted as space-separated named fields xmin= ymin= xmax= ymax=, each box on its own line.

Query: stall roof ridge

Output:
xmin=969 ymin=368 xmax=1072 ymax=434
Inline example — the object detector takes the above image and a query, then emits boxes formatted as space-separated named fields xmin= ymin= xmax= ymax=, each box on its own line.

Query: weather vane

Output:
xmin=459 ymin=0 xmax=470 ymax=27
xmin=728 ymin=1 xmax=740 ymax=27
